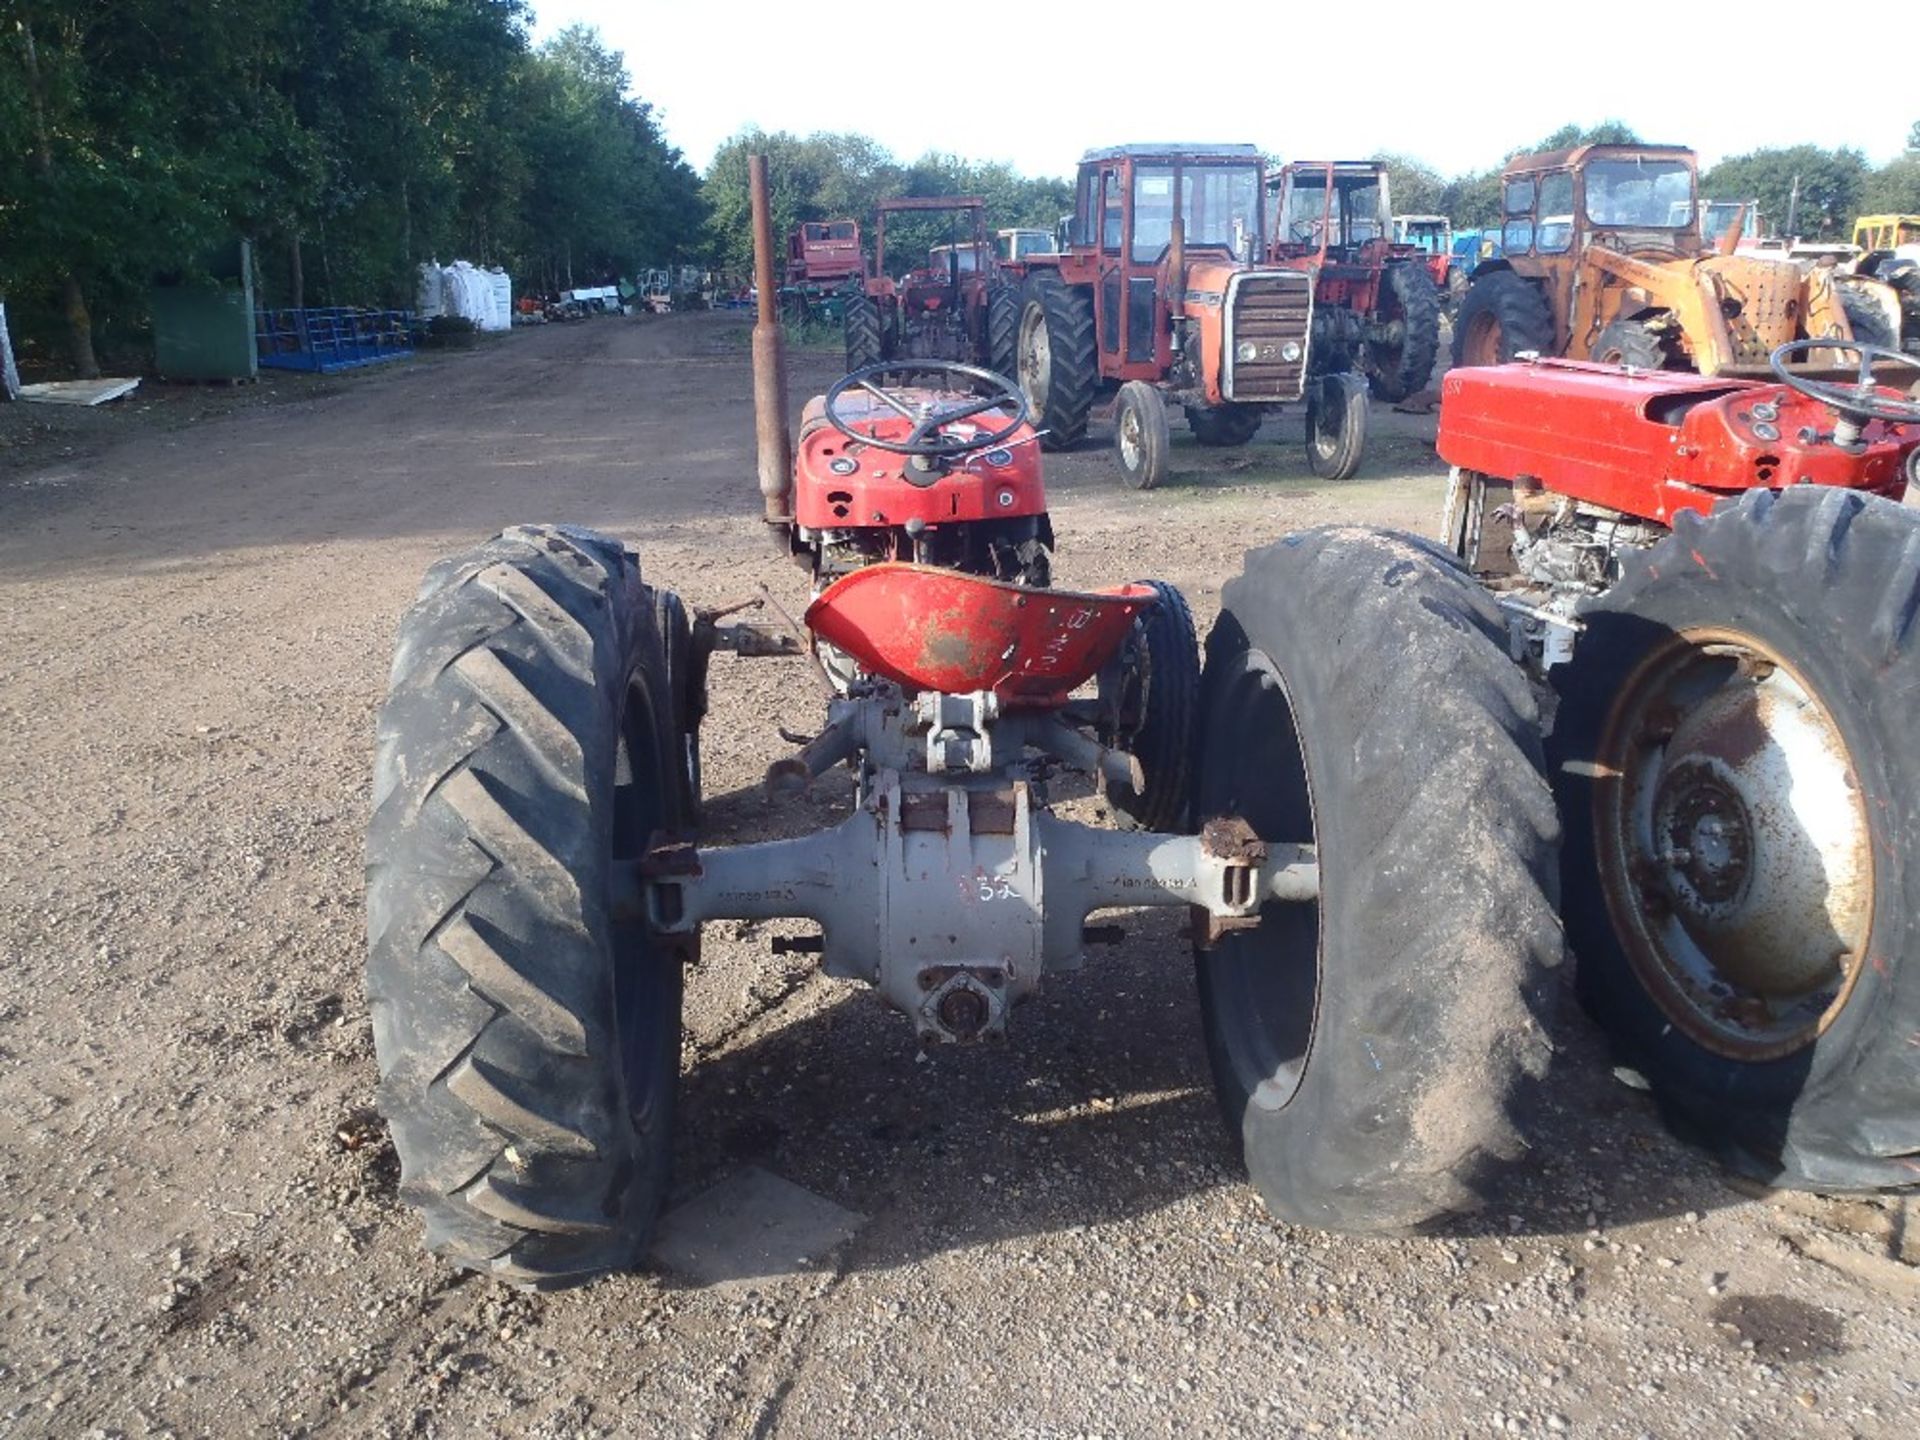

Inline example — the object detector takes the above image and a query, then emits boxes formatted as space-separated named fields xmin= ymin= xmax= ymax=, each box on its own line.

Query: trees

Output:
xmin=1372 ymin=153 xmax=1444 ymax=216
xmin=1702 ymin=145 xmax=1869 ymax=238
xmin=0 ymin=4 xmax=704 ymax=374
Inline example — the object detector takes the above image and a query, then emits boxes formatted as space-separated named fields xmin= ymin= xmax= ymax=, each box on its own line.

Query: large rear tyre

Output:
xmin=986 ymin=280 xmax=1019 ymax=380
xmin=1593 ymin=317 xmax=1671 ymax=370
xmin=1017 ymin=270 xmax=1097 ymax=449
xmin=1195 ymin=527 xmax=1561 ymax=1231
xmin=1553 ymin=487 xmax=1920 ymax=1192
xmin=1101 ymin=578 xmax=1199 ymax=832
xmin=368 ymin=526 xmax=686 ymax=1286
xmin=1837 ymin=282 xmax=1899 ymax=351
xmin=1305 ymin=372 xmax=1369 ymax=480
xmin=1452 ymin=270 xmax=1555 ymax=368
xmin=844 ymin=291 xmax=883 ymax=372
xmin=1114 ymin=380 xmax=1170 ymax=490
xmin=1366 ymin=262 xmax=1442 ymax=403
xmin=1183 ymin=403 xmax=1263 ymax=448
xmin=1882 ymin=262 xmax=1920 ymax=354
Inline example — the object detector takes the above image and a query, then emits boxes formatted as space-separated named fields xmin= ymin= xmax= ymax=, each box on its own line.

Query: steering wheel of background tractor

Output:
xmin=1768 ymin=339 xmax=1920 ymax=433
xmin=824 ymin=360 xmax=1029 ymax=457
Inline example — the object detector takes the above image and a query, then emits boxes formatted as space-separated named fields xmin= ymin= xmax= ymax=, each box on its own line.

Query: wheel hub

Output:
xmin=1018 ymin=306 xmax=1050 ymax=411
xmin=1118 ymin=405 xmax=1142 ymax=469
xmin=1601 ymin=633 xmax=1873 ymax=1058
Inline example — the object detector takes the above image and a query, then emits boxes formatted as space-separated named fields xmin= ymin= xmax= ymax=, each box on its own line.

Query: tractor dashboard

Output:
xmin=792 ymin=389 xmax=1044 ymax=531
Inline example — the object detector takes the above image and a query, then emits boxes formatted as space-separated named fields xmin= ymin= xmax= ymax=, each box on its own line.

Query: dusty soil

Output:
xmin=2 ymin=314 xmax=1916 ymax=1440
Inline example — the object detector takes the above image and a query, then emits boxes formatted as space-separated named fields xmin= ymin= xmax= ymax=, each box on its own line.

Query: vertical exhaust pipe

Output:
xmin=749 ymin=154 xmax=793 ymax=524
xmin=1167 ymin=216 xmax=1186 ymax=318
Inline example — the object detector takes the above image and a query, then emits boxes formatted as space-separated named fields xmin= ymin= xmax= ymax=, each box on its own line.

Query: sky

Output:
xmin=529 ymin=2 xmax=1914 ymax=182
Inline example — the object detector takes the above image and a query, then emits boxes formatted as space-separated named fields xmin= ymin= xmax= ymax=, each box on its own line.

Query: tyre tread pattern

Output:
xmin=1022 ymin=271 xmax=1096 ymax=448
xmin=368 ymin=524 xmax=678 ymax=1285
xmin=1368 ymin=263 xmax=1442 ymax=402
xmin=1201 ymin=527 xmax=1563 ymax=1231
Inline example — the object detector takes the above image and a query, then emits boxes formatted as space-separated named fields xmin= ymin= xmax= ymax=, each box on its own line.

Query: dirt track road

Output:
xmin=2 ymin=315 xmax=1916 ymax=1439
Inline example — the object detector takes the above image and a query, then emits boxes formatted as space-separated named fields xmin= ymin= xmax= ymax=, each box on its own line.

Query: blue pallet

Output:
xmin=255 ymin=308 xmax=415 ymax=373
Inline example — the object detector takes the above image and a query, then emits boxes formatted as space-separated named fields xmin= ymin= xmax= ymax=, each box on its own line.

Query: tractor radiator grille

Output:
xmin=1224 ymin=271 xmax=1313 ymax=403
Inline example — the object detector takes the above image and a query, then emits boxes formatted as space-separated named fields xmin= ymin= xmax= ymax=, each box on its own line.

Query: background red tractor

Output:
xmin=1438 ymin=342 xmax=1920 ymax=1193
xmin=842 ymin=196 xmax=1018 ymax=376
xmin=366 ymin=154 xmax=1563 ymax=1286
xmin=1002 ymin=143 xmax=1369 ymax=489
xmin=1269 ymin=161 xmax=1444 ymax=404
xmin=780 ymin=217 xmax=863 ymax=323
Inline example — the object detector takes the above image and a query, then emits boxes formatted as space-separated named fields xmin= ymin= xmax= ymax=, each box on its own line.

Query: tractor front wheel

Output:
xmin=1183 ymin=403 xmax=1263 ymax=448
xmin=368 ymin=526 xmax=689 ymax=1285
xmin=1554 ymin=487 xmax=1920 ymax=1192
xmin=1195 ymin=527 xmax=1561 ymax=1231
xmin=1452 ymin=271 xmax=1554 ymax=368
xmin=1017 ymin=271 xmax=1097 ymax=448
xmin=1366 ymin=262 xmax=1442 ymax=403
xmin=1305 ymin=372 xmax=1369 ymax=480
xmin=1114 ymin=380 xmax=1171 ymax=489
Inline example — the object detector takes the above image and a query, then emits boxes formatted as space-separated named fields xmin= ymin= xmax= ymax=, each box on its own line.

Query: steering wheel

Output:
xmin=1768 ymin=339 xmax=1920 ymax=426
xmin=823 ymin=360 xmax=1029 ymax=457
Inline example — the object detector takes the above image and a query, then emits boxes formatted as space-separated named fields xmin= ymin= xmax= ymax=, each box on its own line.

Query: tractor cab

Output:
xmin=923 ymin=242 xmax=989 ymax=278
xmin=1498 ymin=145 xmax=1700 ymax=262
xmin=1854 ymin=214 xmax=1920 ymax=257
xmin=1271 ymin=162 xmax=1407 ymax=266
xmin=1393 ymin=215 xmax=1452 ymax=256
xmin=787 ymin=219 xmax=863 ymax=286
xmin=996 ymin=228 xmax=1057 ymax=263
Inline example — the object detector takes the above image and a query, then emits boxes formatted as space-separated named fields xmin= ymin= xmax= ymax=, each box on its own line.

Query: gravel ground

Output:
xmin=1 ymin=313 xmax=1916 ymax=1440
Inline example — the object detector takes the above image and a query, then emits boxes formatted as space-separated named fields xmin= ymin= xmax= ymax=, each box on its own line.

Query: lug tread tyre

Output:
xmin=1306 ymin=373 xmax=1369 ymax=481
xmin=1837 ymin=283 xmax=1899 ymax=351
xmin=844 ymin=291 xmax=883 ymax=372
xmin=1554 ymin=487 xmax=1920 ymax=1191
xmin=1593 ymin=318 xmax=1670 ymax=369
xmin=986 ymin=280 xmax=1019 ymax=380
xmin=1183 ymin=403 xmax=1263 ymax=448
xmin=1114 ymin=379 xmax=1171 ymax=490
xmin=1107 ymin=579 xmax=1199 ymax=832
xmin=1196 ymin=528 xmax=1562 ymax=1231
xmin=1020 ymin=271 xmax=1097 ymax=448
xmin=368 ymin=525 xmax=684 ymax=1286
xmin=1368 ymin=263 xmax=1442 ymax=403
xmin=1451 ymin=271 xmax=1555 ymax=368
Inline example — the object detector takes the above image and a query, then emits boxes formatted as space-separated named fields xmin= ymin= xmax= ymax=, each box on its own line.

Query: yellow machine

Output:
xmin=1453 ymin=145 xmax=1905 ymax=373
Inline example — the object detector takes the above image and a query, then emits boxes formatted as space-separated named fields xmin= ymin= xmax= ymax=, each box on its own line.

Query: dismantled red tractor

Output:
xmin=1269 ymin=161 xmax=1444 ymax=405
xmin=367 ymin=155 xmax=1562 ymax=1286
xmin=1000 ymin=144 xmax=1371 ymax=489
xmin=843 ymin=196 xmax=1017 ymax=377
xmin=780 ymin=217 xmax=863 ymax=321
xmin=1439 ymin=342 xmax=1920 ymax=1192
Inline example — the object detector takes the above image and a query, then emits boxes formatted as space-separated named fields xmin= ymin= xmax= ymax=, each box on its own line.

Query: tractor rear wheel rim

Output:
xmin=1018 ymin=303 xmax=1051 ymax=412
xmin=1594 ymin=629 xmax=1873 ymax=1060
xmin=1208 ymin=656 xmax=1322 ymax=1110
xmin=1310 ymin=396 xmax=1340 ymax=460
